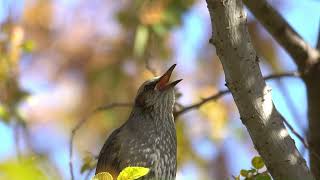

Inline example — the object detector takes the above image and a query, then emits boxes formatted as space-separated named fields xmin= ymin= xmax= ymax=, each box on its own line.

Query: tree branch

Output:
xmin=69 ymin=102 xmax=131 ymax=180
xmin=243 ymin=0 xmax=320 ymax=72
xmin=205 ymin=0 xmax=314 ymax=179
xmin=243 ymin=1 xmax=320 ymax=178
xmin=174 ymin=72 xmax=299 ymax=117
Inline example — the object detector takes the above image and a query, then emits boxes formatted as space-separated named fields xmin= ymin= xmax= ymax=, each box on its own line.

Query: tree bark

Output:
xmin=305 ymin=27 xmax=320 ymax=178
xmin=205 ymin=0 xmax=315 ymax=179
xmin=305 ymin=65 xmax=320 ymax=179
xmin=242 ymin=0 xmax=320 ymax=72
xmin=242 ymin=0 xmax=320 ymax=178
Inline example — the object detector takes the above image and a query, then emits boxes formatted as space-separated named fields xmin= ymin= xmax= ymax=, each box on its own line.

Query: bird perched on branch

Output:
xmin=95 ymin=64 xmax=182 ymax=180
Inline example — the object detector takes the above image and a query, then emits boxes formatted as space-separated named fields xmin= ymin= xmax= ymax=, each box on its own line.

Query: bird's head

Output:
xmin=134 ymin=64 xmax=182 ymax=111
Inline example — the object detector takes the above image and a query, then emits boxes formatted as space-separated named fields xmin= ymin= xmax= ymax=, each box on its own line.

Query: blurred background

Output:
xmin=0 ymin=0 xmax=319 ymax=179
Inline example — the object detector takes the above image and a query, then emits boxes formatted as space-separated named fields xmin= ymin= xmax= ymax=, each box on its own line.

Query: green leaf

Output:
xmin=92 ymin=172 xmax=113 ymax=180
xmin=234 ymin=175 xmax=240 ymax=180
xmin=133 ymin=25 xmax=149 ymax=57
xmin=21 ymin=40 xmax=35 ymax=53
xmin=80 ymin=153 xmax=97 ymax=174
xmin=251 ymin=156 xmax=265 ymax=169
xmin=151 ymin=23 xmax=168 ymax=37
xmin=240 ymin=169 xmax=249 ymax=177
xmin=117 ymin=167 xmax=150 ymax=180
xmin=255 ymin=174 xmax=272 ymax=180
xmin=0 ymin=104 xmax=10 ymax=123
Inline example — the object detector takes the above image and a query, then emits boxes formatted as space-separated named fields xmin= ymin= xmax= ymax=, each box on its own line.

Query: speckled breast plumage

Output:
xmin=96 ymin=112 xmax=177 ymax=180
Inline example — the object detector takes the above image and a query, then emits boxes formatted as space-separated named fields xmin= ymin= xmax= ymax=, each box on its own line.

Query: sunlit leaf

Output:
xmin=0 ymin=104 xmax=10 ymax=123
xmin=0 ymin=158 xmax=49 ymax=180
xmin=21 ymin=40 xmax=35 ymax=53
xmin=9 ymin=26 xmax=24 ymax=65
xmin=139 ymin=1 xmax=164 ymax=25
xmin=151 ymin=23 xmax=167 ymax=37
xmin=251 ymin=156 xmax=265 ymax=169
xmin=92 ymin=172 xmax=113 ymax=180
xmin=133 ymin=25 xmax=149 ymax=57
xmin=198 ymin=87 xmax=228 ymax=140
xmin=117 ymin=167 xmax=150 ymax=180
xmin=240 ymin=169 xmax=249 ymax=177
xmin=80 ymin=153 xmax=97 ymax=174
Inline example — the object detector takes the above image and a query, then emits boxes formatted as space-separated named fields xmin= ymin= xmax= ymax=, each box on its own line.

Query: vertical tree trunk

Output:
xmin=242 ymin=0 xmax=320 ymax=178
xmin=205 ymin=0 xmax=315 ymax=179
xmin=304 ymin=63 xmax=320 ymax=179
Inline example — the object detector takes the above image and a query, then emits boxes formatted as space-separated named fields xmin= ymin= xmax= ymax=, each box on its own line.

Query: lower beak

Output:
xmin=156 ymin=64 xmax=182 ymax=91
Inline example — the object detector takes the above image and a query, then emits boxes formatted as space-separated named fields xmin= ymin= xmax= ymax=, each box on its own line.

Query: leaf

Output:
xmin=255 ymin=173 xmax=272 ymax=180
xmin=80 ymin=153 xmax=97 ymax=174
xmin=117 ymin=167 xmax=150 ymax=180
xmin=251 ymin=156 xmax=265 ymax=169
xmin=0 ymin=157 xmax=49 ymax=180
xmin=240 ymin=169 xmax=249 ymax=177
xmin=21 ymin=40 xmax=35 ymax=53
xmin=151 ymin=23 xmax=168 ymax=37
xmin=133 ymin=25 xmax=149 ymax=57
xmin=234 ymin=175 xmax=240 ymax=180
xmin=92 ymin=172 xmax=113 ymax=180
xmin=198 ymin=87 xmax=228 ymax=141
xmin=0 ymin=104 xmax=10 ymax=123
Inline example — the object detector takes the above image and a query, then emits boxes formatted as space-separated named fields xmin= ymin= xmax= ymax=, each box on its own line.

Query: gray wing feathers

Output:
xmin=95 ymin=128 xmax=122 ymax=175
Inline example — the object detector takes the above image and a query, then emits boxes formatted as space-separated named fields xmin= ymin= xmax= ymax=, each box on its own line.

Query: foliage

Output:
xmin=0 ymin=157 xmax=57 ymax=180
xmin=234 ymin=156 xmax=272 ymax=180
xmin=93 ymin=167 xmax=150 ymax=180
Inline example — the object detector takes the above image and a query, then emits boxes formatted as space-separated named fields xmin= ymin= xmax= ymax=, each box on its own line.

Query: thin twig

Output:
xmin=69 ymin=102 xmax=131 ymax=180
xmin=281 ymin=116 xmax=309 ymax=148
xmin=275 ymin=79 xmax=304 ymax=128
xmin=174 ymin=90 xmax=229 ymax=117
xmin=14 ymin=121 xmax=21 ymax=160
xmin=174 ymin=71 xmax=299 ymax=117
xmin=84 ymin=168 xmax=95 ymax=180
xmin=281 ymin=116 xmax=320 ymax=161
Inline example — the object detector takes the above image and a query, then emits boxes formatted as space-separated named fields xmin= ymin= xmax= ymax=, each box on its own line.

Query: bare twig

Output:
xmin=69 ymin=102 xmax=131 ymax=180
xmin=243 ymin=0 xmax=320 ymax=72
xmin=281 ymin=115 xmax=308 ymax=148
xmin=174 ymin=90 xmax=229 ymax=117
xmin=275 ymin=80 xmax=304 ymax=128
xmin=282 ymin=116 xmax=320 ymax=161
xmin=174 ymin=72 xmax=299 ymax=117
xmin=13 ymin=121 xmax=21 ymax=160
xmin=84 ymin=168 xmax=95 ymax=180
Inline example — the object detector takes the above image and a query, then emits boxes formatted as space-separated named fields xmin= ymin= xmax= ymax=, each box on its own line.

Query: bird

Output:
xmin=95 ymin=64 xmax=182 ymax=180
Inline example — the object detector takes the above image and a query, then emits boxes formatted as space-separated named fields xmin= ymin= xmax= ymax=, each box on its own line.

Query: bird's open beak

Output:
xmin=155 ymin=64 xmax=182 ymax=91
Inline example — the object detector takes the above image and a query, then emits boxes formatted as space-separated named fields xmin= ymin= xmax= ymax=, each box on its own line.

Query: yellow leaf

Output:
xmin=133 ymin=25 xmax=149 ymax=57
xmin=0 ymin=157 xmax=49 ymax=180
xmin=117 ymin=167 xmax=150 ymax=180
xmin=198 ymin=87 xmax=228 ymax=140
xmin=92 ymin=172 xmax=113 ymax=180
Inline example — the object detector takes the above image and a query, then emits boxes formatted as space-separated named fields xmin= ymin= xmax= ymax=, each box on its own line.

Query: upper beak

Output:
xmin=155 ymin=64 xmax=182 ymax=91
